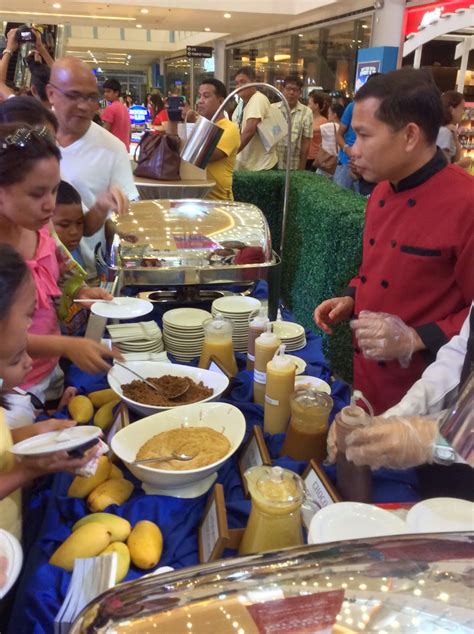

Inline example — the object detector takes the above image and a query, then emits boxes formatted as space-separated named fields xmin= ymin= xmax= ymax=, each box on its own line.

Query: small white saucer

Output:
xmin=406 ymin=498 xmax=474 ymax=533
xmin=308 ymin=502 xmax=408 ymax=544
xmin=92 ymin=297 xmax=153 ymax=319
xmin=294 ymin=375 xmax=331 ymax=394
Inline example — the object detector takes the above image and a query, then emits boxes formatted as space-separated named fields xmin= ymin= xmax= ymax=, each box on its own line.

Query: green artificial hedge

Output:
xmin=233 ymin=170 xmax=366 ymax=383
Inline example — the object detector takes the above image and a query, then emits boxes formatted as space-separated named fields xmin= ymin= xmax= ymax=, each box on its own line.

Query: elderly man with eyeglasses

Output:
xmin=46 ymin=57 xmax=138 ymax=275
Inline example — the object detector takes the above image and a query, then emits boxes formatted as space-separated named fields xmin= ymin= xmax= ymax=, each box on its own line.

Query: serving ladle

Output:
xmin=131 ymin=452 xmax=196 ymax=466
xmin=115 ymin=362 xmax=189 ymax=399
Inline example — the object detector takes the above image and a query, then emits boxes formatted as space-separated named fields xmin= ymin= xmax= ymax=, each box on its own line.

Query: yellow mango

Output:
xmin=93 ymin=399 xmax=121 ymax=431
xmin=87 ymin=478 xmax=134 ymax=512
xmin=100 ymin=542 xmax=130 ymax=583
xmin=88 ymin=388 xmax=118 ymax=408
xmin=68 ymin=395 xmax=94 ymax=424
xmin=68 ymin=456 xmax=111 ymax=498
xmin=109 ymin=464 xmax=124 ymax=480
xmin=49 ymin=523 xmax=111 ymax=571
xmin=127 ymin=520 xmax=163 ymax=570
xmin=73 ymin=513 xmax=131 ymax=542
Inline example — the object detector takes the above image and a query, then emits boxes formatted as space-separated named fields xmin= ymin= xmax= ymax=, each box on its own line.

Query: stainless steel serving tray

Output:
xmin=107 ymin=199 xmax=280 ymax=286
xmin=72 ymin=532 xmax=474 ymax=633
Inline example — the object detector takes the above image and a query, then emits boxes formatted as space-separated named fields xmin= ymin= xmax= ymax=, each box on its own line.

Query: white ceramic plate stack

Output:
xmin=162 ymin=308 xmax=211 ymax=362
xmin=211 ymin=296 xmax=262 ymax=353
xmin=106 ymin=322 xmax=164 ymax=354
xmin=271 ymin=321 xmax=306 ymax=352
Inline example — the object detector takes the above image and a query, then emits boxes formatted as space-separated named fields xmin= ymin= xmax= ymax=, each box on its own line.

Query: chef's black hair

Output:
xmin=199 ymin=78 xmax=227 ymax=100
xmin=354 ymin=68 xmax=443 ymax=145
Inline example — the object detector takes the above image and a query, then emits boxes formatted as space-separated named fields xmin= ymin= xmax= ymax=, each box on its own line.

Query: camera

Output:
xmin=16 ymin=25 xmax=35 ymax=43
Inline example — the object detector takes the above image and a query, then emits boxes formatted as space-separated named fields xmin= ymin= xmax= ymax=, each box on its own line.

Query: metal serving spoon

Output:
xmin=115 ymin=361 xmax=189 ymax=399
xmin=131 ymin=452 xmax=196 ymax=466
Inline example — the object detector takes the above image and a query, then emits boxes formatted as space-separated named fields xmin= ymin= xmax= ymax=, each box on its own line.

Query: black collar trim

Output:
xmin=391 ymin=148 xmax=448 ymax=193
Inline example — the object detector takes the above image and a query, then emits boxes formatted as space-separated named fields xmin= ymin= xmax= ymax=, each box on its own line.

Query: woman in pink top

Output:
xmin=306 ymin=91 xmax=328 ymax=170
xmin=0 ymin=123 xmax=122 ymax=401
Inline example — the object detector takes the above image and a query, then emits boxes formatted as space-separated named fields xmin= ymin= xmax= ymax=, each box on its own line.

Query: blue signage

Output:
xmin=355 ymin=60 xmax=381 ymax=92
xmin=128 ymin=104 xmax=149 ymax=125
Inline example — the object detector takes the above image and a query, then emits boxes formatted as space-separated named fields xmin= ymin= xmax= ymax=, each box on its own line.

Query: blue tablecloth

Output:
xmin=9 ymin=297 xmax=421 ymax=634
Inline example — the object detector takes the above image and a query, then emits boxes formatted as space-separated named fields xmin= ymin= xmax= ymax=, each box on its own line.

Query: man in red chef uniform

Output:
xmin=314 ymin=68 xmax=474 ymax=414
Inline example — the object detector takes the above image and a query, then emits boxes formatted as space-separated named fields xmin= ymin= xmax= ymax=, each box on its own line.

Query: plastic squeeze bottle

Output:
xmin=247 ymin=309 xmax=269 ymax=371
xmin=253 ymin=324 xmax=281 ymax=406
xmin=335 ymin=390 xmax=373 ymax=503
xmin=264 ymin=345 xmax=296 ymax=434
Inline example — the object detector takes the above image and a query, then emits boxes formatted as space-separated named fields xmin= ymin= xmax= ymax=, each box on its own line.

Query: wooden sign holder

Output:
xmin=238 ymin=426 xmax=272 ymax=497
xmin=303 ymin=459 xmax=341 ymax=510
xmin=198 ymin=484 xmax=244 ymax=563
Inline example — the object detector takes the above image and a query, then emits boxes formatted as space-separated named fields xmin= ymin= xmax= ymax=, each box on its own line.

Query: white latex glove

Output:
xmin=351 ymin=311 xmax=418 ymax=367
xmin=345 ymin=415 xmax=438 ymax=470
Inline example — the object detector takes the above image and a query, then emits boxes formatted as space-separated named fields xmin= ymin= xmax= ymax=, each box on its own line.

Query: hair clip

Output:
xmin=1 ymin=125 xmax=51 ymax=150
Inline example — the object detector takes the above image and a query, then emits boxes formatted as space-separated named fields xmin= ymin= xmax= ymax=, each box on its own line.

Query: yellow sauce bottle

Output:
xmin=264 ymin=345 xmax=296 ymax=434
xmin=198 ymin=314 xmax=238 ymax=377
xmin=246 ymin=309 xmax=269 ymax=371
xmin=253 ymin=325 xmax=281 ymax=406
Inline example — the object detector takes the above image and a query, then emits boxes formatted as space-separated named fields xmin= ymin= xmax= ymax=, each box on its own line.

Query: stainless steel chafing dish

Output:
xmin=107 ymin=199 xmax=281 ymax=317
xmin=72 ymin=532 xmax=474 ymax=633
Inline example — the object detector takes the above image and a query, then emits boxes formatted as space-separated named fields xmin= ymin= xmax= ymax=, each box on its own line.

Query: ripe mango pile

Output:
xmin=67 ymin=389 xmax=120 ymax=430
xmin=49 ymin=456 xmax=163 ymax=581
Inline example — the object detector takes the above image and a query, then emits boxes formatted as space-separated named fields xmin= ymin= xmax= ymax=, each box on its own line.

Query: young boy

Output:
xmin=52 ymin=181 xmax=89 ymax=338
xmin=52 ymin=181 xmax=86 ymax=269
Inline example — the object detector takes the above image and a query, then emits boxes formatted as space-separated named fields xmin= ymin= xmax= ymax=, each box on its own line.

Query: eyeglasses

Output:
xmin=0 ymin=126 xmax=51 ymax=151
xmin=49 ymin=82 xmax=100 ymax=104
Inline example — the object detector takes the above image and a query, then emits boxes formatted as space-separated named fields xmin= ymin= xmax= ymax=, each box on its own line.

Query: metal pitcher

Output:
xmin=180 ymin=116 xmax=224 ymax=169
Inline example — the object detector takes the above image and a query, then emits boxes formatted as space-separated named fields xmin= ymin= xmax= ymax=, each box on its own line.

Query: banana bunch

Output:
xmin=67 ymin=389 xmax=120 ymax=430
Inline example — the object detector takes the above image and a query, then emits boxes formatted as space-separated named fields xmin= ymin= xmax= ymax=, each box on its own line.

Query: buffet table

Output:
xmin=9 ymin=321 xmax=422 ymax=634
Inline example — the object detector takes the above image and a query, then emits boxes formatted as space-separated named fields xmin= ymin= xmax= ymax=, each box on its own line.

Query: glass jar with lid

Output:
xmin=281 ymin=388 xmax=333 ymax=462
xmin=239 ymin=465 xmax=305 ymax=555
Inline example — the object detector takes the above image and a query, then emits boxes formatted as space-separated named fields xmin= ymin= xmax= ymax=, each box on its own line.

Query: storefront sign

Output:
xmin=355 ymin=60 xmax=381 ymax=92
xmin=239 ymin=426 xmax=272 ymax=497
xmin=186 ymin=45 xmax=213 ymax=59
xmin=404 ymin=1 xmax=472 ymax=36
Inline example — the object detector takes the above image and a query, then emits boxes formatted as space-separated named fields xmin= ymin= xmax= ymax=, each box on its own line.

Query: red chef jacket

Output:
xmin=347 ymin=150 xmax=474 ymax=414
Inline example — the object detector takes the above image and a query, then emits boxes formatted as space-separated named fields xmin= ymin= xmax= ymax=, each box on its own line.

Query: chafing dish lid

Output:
xmin=109 ymin=199 xmax=273 ymax=270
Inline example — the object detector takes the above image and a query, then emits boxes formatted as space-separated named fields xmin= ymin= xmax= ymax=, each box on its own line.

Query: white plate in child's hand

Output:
xmin=91 ymin=297 xmax=153 ymax=319
xmin=11 ymin=426 xmax=101 ymax=456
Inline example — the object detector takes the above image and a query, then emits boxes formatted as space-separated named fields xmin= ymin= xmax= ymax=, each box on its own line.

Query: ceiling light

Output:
xmin=136 ymin=24 xmax=143 ymax=28
xmin=361 ymin=24 xmax=368 ymax=28
xmin=140 ymin=8 xmax=149 ymax=13
xmin=53 ymin=3 xmax=61 ymax=8
xmin=0 ymin=9 xmax=136 ymax=20
xmin=204 ymin=27 xmax=211 ymax=32
xmin=298 ymin=33 xmax=303 ymax=37
xmin=223 ymin=13 xmax=231 ymax=19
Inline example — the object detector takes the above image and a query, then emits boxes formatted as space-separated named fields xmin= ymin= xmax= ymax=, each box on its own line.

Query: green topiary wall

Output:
xmin=233 ymin=170 xmax=366 ymax=383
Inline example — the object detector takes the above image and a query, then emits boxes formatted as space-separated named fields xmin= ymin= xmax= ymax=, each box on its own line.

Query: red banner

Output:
xmin=404 ymin=1 xmax=472 ymax=36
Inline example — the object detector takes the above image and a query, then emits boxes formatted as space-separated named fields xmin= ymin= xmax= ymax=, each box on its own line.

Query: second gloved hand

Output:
xmin=351 ymin=311 xmax=419 ymax=367
xmin=345 ymin=416 xmax=438 ymax=470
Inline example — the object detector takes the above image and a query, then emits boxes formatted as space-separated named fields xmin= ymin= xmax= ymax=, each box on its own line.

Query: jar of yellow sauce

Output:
xmin=239 ymin=465 xmax=305 ymax=555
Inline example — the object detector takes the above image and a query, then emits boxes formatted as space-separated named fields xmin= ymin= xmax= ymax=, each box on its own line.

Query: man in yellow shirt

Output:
xmin=196 ymin=78 xmax=240 ymax=201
